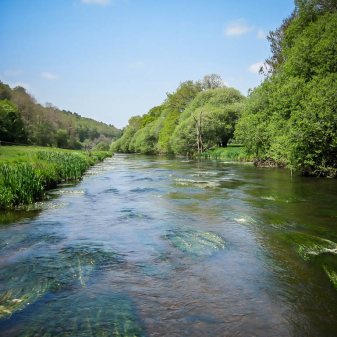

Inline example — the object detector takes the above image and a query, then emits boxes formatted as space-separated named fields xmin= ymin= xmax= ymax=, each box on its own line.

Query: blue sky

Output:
xmin=1 ymin=0 xmax=295 ymax=128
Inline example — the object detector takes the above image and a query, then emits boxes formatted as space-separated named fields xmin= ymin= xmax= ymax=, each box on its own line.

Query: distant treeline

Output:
xmin=112 ymin=0 xmax=337 ymax=177
xmin=0 ymin=84 xmax=122 ymax=150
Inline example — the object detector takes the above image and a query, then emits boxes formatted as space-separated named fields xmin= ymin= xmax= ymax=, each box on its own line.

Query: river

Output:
xmin=1 ymin=154 xmax=337 ymax=336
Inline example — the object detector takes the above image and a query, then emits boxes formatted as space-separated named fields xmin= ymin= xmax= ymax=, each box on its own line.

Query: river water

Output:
xmin=1 ymin=154 xmax=337 ymax=336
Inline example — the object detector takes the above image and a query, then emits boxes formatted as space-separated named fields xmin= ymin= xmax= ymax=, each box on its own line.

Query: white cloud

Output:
xmin=257 ymin=29 xmax=266 ymax=39
xmin=40 ymin=72 xmax=60 ymax=80
xmin=129 ymin=61 xmax=146 ymax=68
xmin=248 ymin=62 xmax=264 ymax=74
xmin=81 ymin=0 xmax=111 ymax=5
xmin=224 ymin=19 xmax=255 ymax=37
xmin=4 ymin=70 xmax=22 ymax=76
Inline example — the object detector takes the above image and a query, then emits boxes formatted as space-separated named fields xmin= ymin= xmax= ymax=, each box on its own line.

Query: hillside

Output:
xmin=0 ymin=82 xmax=122 ymax=150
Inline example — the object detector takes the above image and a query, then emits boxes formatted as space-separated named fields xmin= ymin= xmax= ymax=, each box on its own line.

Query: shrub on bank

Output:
xmin=198 ymin=146 xmax=253 ymax=161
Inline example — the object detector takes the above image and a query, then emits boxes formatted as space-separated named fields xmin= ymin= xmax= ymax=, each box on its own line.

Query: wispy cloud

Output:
xmin=4 ymin=70 xmax=22 ymax=76
xmin=40 ymin=72 xmax=60 ymax=80
xmin=129 ymin=61 xmax=146 ymax=68
xmin=248 ymin=62 xmax=264 ymax=74
xmin=257 ymin=29 xmax=266 ymax=39
xmin=224 ymin=19 xmax=255 ymax=37
xmin=81 ymin=0 xmax=111 ymax=5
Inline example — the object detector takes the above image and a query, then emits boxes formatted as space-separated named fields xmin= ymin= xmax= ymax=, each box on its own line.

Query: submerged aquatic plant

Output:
xmin=0 ymin=244 xmax=123 ymax=319
xmin=17 ymin=293 xmax=145 ymax=337
xmin=269 ymin=220 xmax=298 ymax=230
xmin=0 ymin=280 xmax=50 ymax=319
xmin=279 ymin=232 xmax=337 ymax=261
xmin=164 ymin=228 xmax=228 ymax=257
xmin=323 ymin=265 xmax=337 ymax=290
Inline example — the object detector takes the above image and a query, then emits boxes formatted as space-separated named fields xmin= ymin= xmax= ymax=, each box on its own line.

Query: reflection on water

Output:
xmin=1 ymin=154 xmax=337 ymax=336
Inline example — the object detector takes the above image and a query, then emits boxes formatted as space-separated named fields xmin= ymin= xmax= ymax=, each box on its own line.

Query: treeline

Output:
xmin=0 ymin=84 xmax=122 ymax=150
xmin=235 ymin=0 xmax=337 ymax=177
xmin=112 ymin=0 xmax=337 ymax=177
xmin=111 ymin=74 xmax=246 ymax=156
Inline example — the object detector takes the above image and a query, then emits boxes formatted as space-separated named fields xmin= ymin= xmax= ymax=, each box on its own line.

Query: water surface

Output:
xmin=1 ymin=154 xmax=337 ymax=336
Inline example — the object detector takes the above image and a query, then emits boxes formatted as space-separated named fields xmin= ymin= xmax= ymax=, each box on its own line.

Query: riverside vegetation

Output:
xmin=111 ymin=0 xmax=337 ymax=177
xmin=0 ymin=146 xmax=110 ymax=208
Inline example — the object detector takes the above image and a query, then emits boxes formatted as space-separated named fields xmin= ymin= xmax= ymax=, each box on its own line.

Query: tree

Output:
xmin=158 ymin=80 xmax=203 ymax=152
xmin=0 ymin=82 xmax=12 ymax=101
xmin=202 ymin=74 xmax=226 ymax=90
xmin=236 ymin=7 xmax=337 ymax=176
xmin=125 ymin=116 xmax=143 ymax=131
xmin=191 ymin=107 xmax=204 ymax=153
xmin=95 ymin=141 xmax=110 ymax=151
xmin=172 ymin=87 xmax=245 ymax=155
xmin=0 ymin=100 xmax=27 ymax=143
xmin=141 ymin=105 xmax=165 ymax=128
xmin=56 ymin=129 xmax=68 ymax=148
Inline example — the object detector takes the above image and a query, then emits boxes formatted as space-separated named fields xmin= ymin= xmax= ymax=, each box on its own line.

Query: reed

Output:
xmin=0 ymin=150 xmax=110 ymax=208
xmin=0 ymin=164 xmax=43 ymax=208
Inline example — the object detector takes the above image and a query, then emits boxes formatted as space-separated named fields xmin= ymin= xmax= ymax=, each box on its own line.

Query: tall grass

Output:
xmin=0 ymin=164 xmax=43 ymax=208
xmin=0 ymin=150 xmax=109 ymax=208
xmin=198 ymin=146 xmax=253 ymax=161
xmin=35 ymin=151 xmax=89 ymax=181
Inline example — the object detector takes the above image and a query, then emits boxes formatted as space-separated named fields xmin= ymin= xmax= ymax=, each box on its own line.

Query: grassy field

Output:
xmin=0 ymin=145 xmax=111 ymax=208
xmin=198 ymin=146 xmax=253 ymax=161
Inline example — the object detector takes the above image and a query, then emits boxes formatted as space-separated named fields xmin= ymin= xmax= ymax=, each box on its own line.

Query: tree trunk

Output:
xmin=192 ymin=107 xmax=204 ymax=154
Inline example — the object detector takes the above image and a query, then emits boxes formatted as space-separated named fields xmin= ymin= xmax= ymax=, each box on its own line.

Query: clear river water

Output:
xmin=1 ymin=154 xmax=337 ymax=336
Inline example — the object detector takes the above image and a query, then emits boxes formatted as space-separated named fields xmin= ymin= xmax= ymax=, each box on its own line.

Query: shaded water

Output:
xmin=1 ymin=154 xmax=337 ymax=336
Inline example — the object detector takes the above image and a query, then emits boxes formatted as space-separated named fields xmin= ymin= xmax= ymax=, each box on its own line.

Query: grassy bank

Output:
xmin=0 ymin=146 xmax=111 ymax=208
xmin=197 ymin=146 xmax=253 ymax=161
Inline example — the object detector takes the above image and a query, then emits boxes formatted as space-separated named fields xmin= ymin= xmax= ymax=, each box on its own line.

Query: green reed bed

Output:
xmin=0 ymin=149 xmax=110 ymax=208
xmin=198 ymin=146 xmax=253 ymax=161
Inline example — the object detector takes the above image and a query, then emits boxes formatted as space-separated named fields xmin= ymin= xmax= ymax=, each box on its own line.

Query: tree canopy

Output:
xmin=236 ymin=1 xmax=337 ymax=176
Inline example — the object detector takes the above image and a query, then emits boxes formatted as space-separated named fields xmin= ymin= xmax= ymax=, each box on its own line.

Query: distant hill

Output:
xmin=0 ymin=81 xmax=122 ymax=149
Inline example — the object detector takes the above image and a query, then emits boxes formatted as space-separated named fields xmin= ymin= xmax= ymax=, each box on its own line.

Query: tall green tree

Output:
xmin=236 ymin=3 xmax=337 ymax=176
xmin=0 ymin=100 xmax=26 ymax=143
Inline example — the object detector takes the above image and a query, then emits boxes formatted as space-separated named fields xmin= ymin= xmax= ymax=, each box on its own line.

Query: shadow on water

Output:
xmin=0 ymin=154 xmax=337 ymax=336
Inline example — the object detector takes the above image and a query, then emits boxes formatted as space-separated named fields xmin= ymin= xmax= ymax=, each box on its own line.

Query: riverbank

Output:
xmin=0 ymin=146 xmax=112 ymax=208
xmin=197 ymin=146 xmax=254 ymax=162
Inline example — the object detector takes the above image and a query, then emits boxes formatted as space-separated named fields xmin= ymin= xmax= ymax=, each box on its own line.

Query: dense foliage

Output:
xmin=235 ymin=0 xmax=337 ymax=177
xmin=111 ymin=75 xmax=244 ymax=155
xmin=0 ymin=82 xmax=122 ymax=149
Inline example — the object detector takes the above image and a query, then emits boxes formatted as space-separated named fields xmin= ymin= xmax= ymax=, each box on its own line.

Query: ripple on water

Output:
xmin=103 ymin=187 xmax=120 ymax=194
xmin=130 ymin=187 xmax=159 ymax=193
xmin=50 ymin=189 xmax=86 ymax=196
xmin=174 ymin=179 xmax=219 ymax=189
xmin=118 ymin=208 xmax=149 ymax=220
xmin=15 ymin=202 xmax=70 ymax=211
xmin=261 ymin=195 xmax=306 ymax=203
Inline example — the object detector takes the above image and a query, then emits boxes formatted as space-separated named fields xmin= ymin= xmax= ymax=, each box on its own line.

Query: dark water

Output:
xmin=1 ymin=154 xmax=337 ymax=336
